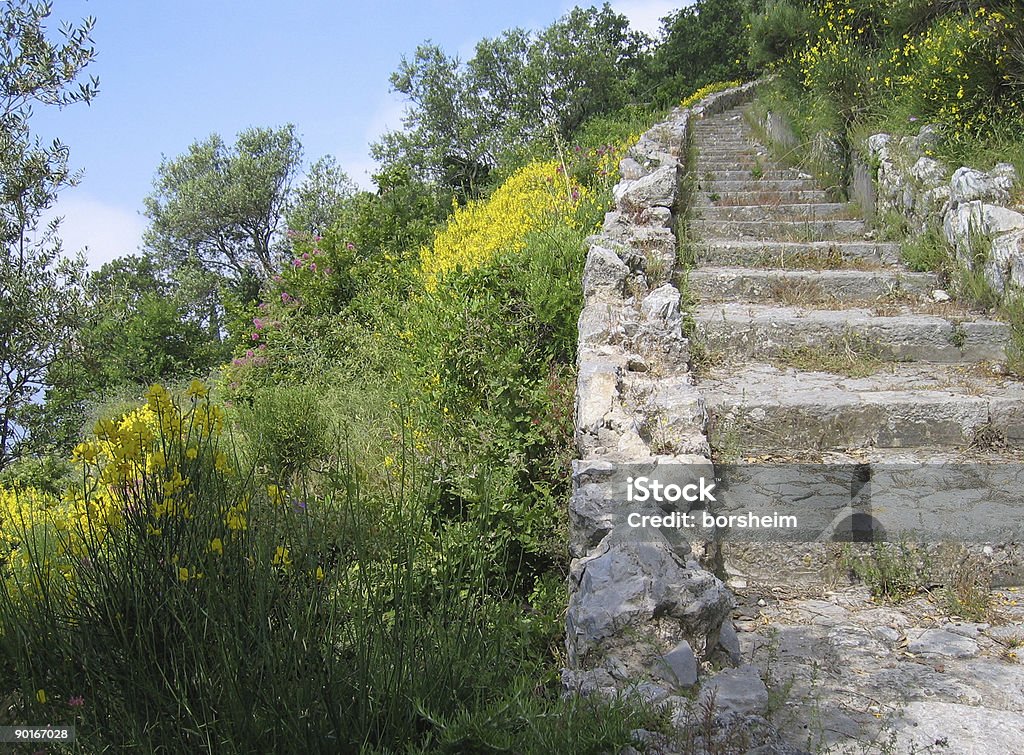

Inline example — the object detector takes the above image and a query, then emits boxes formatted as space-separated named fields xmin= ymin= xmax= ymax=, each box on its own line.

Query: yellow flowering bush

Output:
xmin=774 ymin=0 xmax=1024 ymax=144
xmin=0 ymin=382 xmax=245 ymax=600
xmin=681 ymin=80 xmax=744 ymax=109
xmin=890 ymin=7 xmax=1022 ymax=142
xmin=418 ymin=160 xmax=587 ymax=291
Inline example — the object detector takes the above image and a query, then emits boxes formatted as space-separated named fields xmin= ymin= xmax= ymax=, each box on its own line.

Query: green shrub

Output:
xmin=748 ymin=0 xmax=816 ymax=69
xmin=237 ymin=384 xmax=330 ymax=481
xmin=900 ymin=223 xmax=950 ymax=272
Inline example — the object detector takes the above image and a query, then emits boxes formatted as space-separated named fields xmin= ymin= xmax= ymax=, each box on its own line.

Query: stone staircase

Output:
xmin=683 ymin=105 xmax=1024 ymax=753
xmin=689 ymin=109 xmax=1024 ymax=462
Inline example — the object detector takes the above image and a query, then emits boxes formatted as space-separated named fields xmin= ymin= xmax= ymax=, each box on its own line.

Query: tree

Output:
xmin=376 ymin=3 xmax=649 ymax=195
xmin=33 ymin=255 xmax=228 ymax=455
xmin=143 ymin=125 xmax=303 ymax=282
xmin=646 ymin=0 xmax=756 ymax=105
xmin=285 ymin=155 xmax=356 ymax=237
xmin=1 ymin=0 xmax=98 ymax=469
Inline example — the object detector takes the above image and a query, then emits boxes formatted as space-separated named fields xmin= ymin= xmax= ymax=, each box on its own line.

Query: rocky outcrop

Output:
xmin=860 ymin=128 xmax=1024 ymax=295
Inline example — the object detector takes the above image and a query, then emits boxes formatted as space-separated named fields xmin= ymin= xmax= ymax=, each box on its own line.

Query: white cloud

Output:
xmin=609 ymin=0 xmax=690 ymax=39
xmin=40 ymin=196 xmax=147 ymax=270
xmin=329 ymin=93 xmax=409 ymax=192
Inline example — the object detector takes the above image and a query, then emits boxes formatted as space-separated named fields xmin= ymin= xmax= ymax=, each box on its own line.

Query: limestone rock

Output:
xmin=717 ymin=620 xmax=742 ymax=665
xmin=582 ymin=244 xmax=629 ymax=297
xmin=906 ymin=628 xmax=980 ymax=658
xmin=614 ymin=164 xmax=680 ymax=212
xmin=657 ymin=640 xmax=698 ymax=688
xmin=640 ymin=284 xmax=682 ymax=335
xmin=698 ymin=665 xmax=768 ymax=717
xmin=566 ymin=534 xmax=732 ymax=665
xmin=950 ymin=164 xmax=1017 ymax=206
xmin=910 ymin=156 xmax=947 ymax=188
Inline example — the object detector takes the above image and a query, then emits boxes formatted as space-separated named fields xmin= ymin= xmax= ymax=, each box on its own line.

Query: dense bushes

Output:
xmin=0 ymin=95 xmax=646 ymax=747
xmin=748 ymin=0 xmax=1024 ymax=170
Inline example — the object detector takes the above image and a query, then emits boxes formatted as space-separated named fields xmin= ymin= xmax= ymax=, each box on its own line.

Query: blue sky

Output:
xmin=32 ymin=0 xmax=684 ymax=269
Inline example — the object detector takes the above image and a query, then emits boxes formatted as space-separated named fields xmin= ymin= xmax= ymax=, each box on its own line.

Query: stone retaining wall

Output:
xmin=564 ymin=82 xmax=759 ymax=699
xmin=857 ymin=130 xmax=1024 ymax=297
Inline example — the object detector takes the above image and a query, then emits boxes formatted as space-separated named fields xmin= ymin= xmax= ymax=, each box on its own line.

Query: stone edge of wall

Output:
xmin=563 ymin=81 xmax=759 ymax=703
xmin=757 ymin=109 xmax=1024 ymax=298
xmin=859 ymin=131 xmax=1024 ymax=297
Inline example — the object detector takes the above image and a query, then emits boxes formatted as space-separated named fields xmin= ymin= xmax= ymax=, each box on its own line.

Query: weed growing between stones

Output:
xmin=707 ymin=409 xmax=745 ymax=464
xmin=899 ymin=224 xmax=950 ymax=274
xmin=842 ymin=541 xmax=932 ymax=602
xmin=772 ymin=332 xmax=887 ymax=378
xmin=940 ymin=547 xmax=993 ymax=622
xmin=1003 ymin=294 xmax=1024 ymax=376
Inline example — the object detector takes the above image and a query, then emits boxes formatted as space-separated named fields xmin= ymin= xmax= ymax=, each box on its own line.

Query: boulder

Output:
xmin=950 ymin=165 xmax=1017 ymax=207
xmin=582 ymin=244 xmax=629 ymax=297
xmin=614 ymin=164 xmax=680 ymax=212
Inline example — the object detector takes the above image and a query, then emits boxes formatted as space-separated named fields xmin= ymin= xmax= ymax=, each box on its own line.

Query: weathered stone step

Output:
xmin=696 ymin=161 xmax=774 ymax=173
xmin=694 ymin=303 xmax=1008 ymax=363
xmin=688 ymin=267 xmax=941 ymax=303
xmin=703 ymin=362 xmax=1024 ymax=451
xmin=693 ymin=239 xmax=899 ymax=267
xmin=693 ymin=241 xmax=896 ymax=268
xmin=700 ymin=150 xmax=770 ymax=160
xmin=691 ymin=218 xmax=869 ymax=241
xmin=695 ymin=203 xmax=857 ymax=222
xmin=696 ymin=191 xmax=833 ymax=207
xmin=703 ymin=179 xmax=822 ymax=193
xmin=699 ymin=169 xmax=810 ymax=182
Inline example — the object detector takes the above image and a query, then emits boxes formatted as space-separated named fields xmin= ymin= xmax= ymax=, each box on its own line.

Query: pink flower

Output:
xmin=302 ymin=252 xmax=310 ymax=260
xmin=252 ymin=317 xmax=264 ymax=330
xmin=281 ymin=292 xmax=293 ymax=303
xmin=251 ymin=333 xmax=260 ymax=341
xmin=309 ymin=263 xmax=317 ymax=272
xmin=246 ymin=349 xmax=254 ymax=358
xmin=68 ymin=695 xmax=84 ymax=707
xmin=292 ymin=259 xmax=302 ymax=267
xmin=346 ymin=242 xmax=355 ymax=251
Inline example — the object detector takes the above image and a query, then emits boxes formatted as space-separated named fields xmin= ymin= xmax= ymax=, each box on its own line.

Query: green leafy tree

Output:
xmin=376 ymin=3 xmax=648 ymax=195
xmin=33 ymin=255 xmax=229 ymax=454
xmin=647 ymin=0 xmax=756 ymax=105
xmin=285 ymin=154 xmax=356 ymax=237
xmin=143 ymin=125 xmax=303 ymax=282
xmin=1 ymin=0 xmax=98 ymax=469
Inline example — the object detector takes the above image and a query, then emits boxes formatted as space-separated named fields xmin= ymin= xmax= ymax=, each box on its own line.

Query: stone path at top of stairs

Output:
xmin=685 ymin=106 xmax=1024 ymax=754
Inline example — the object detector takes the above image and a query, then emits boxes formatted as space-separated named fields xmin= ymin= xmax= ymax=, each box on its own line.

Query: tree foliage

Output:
xmin=143 ymin=125 xmax=303 ymax=282
xmin=647 ymin=0 xmax=756 ymax=106
xmin=1 ymin=0 xmax=98 ymax=469
xmin=285 ymin=154 xmax=356 ymax=237
xmin=374 ymin=3 xmax=648 ymax=196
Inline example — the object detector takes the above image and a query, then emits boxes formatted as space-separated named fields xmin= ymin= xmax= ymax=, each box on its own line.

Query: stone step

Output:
xmin=696 ymin=145 xmax=765 ymax=154
xmin=687 ymin=267 xmax=942 ymax=304
xmin=696 ymin=160 xmax=772 ymax=172
xmin=691 ymin=218 xmax=870 ymax=241
xmin=695 ymin=203 xmax=857 ymax=222
xmin=696 ymin=151 xmax=772 ymax=161
xmin=694 ymin=303 xmax=1008 ymax=363
xmin=698 ymin=169 xmax=810 ymax=182
xmin=695 ymin=189 xmax=832 ymax=206
xmin=702 ymin=362 xmax=1024 ymax=451
xmin=693 ymin=239 xmax=899 ymax=267
xmin=703 ymin=179 xmax=822 ymax=193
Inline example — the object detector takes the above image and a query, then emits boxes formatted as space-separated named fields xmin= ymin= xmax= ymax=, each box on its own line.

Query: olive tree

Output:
xmin=143 ymin=124 xmax=303 ymax=282
xmin=1 ymin=0 xmax=97 ymax=468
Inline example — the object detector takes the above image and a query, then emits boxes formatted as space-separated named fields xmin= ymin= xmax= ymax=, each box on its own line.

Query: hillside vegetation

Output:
xmin=2 ymin=0 xmax=1020 ymax=750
